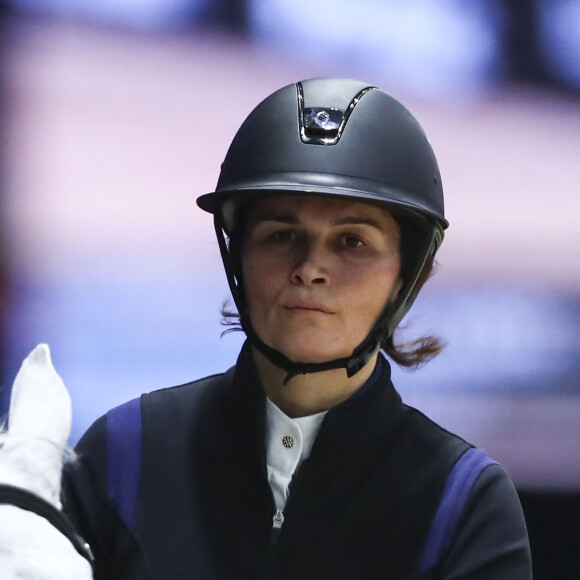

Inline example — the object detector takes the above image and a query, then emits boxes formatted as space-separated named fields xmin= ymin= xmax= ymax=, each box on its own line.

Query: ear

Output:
xmin=388 ymin=276 xmax=404 ymax=304
xmin=0 ymin=344 xmax=72 ymax=508
xmin=8 ymin=344 xmax=71 ymax=450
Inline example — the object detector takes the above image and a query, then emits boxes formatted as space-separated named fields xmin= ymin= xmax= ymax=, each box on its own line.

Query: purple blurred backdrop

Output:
xmin=1 ymin=2 xmax=579 ymax=492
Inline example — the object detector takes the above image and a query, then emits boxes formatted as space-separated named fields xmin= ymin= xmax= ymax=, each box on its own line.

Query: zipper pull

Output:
xmin=272 ymin=509 xmax=284 ymax=529
xmin=271 ymin=509 xmax=284 ymax=544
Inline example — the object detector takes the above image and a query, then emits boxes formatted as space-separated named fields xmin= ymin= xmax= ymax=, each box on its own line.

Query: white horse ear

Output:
xmin=0 ymin=346 xmax=93 ymax=579
xmin=8 ymin=344 xmax=72 ymax=448
xmin=0 ymin=344 xmax=72 ymax=507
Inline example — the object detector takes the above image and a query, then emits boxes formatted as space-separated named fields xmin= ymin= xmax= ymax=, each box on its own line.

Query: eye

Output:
xmin=340 ymin=234 xmax=365 ymax=249
xmin=270 ymin=230 xmax=295 ymax=243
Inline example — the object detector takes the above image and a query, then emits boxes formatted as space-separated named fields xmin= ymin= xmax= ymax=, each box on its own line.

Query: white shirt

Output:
xmin=265 ymin=398 xmax=327 ymax=511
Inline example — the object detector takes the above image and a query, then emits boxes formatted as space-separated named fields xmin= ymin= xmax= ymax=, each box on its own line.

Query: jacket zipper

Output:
xmin=271 ymin=509 xmax=285 ymax=544
xmin=266 ymin=459 xmax=310 ymax=576
xmin=266 ymin=508 xmax=284 ymax=578
xmin=268 ymin=461 xmax=307 ymax=550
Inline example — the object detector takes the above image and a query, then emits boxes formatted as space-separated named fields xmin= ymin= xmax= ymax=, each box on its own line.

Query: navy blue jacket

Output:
xmin=63 ymin=345 xmax=531 ymax=579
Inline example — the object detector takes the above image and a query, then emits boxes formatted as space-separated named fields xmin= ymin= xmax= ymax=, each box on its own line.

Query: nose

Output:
xmin=290 ymin=240 xmax=329 ymax=286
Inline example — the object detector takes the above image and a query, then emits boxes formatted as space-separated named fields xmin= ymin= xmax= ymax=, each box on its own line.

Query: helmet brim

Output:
xmin=196 ymin=172 xmax=449 ymax=232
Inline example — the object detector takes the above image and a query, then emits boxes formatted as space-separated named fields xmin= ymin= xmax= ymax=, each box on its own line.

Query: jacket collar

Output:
xmin=223 ymin=342 xmax=405 ymax=478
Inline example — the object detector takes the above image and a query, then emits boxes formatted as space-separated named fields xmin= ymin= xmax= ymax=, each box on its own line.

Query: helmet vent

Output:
xmin=302 ymin=107 xmax=343 ymax=143
xmin=297 ymin=82 xmax=375 ymax=146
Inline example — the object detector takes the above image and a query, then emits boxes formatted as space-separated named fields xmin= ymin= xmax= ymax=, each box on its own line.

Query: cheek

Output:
xmin=242 ymin=252 xmax=278 ymax=308
xmin=242 ymin=261 xmax=261 ymax=305
xmin=243 ymin=245 xmax=291 ymax=289
xmin=345 ymin=261 xmax=400 ymax=310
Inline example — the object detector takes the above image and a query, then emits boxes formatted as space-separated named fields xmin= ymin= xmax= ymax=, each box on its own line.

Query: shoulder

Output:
xmin=394 ymin=403 xmax=473 ymax=473
xmin=400 ymin=397 xmax=531 ymax=577
xmin=437 ymin=461 xmax=532 ymax=578
xmin=73 ymin=367 xmax=234 ymax=454
xmin=402 ymin=402 xmax=469 ymax=445
xmin=140 ymin=366 xmax=235 ymax=424
xmin=143 ymin=371 xmax=224 ymax=403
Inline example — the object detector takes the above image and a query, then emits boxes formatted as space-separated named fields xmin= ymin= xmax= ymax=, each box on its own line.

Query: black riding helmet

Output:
xmin=197 ymin=78 xmax=448 ymax=381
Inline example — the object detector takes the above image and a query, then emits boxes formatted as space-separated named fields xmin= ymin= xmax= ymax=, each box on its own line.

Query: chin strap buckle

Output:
xmin=346 ymin=354 xmax=372 ymax=378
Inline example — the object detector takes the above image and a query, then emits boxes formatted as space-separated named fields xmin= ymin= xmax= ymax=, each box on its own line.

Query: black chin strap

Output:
xmin=0 ymin=483 xmax=95 ymax=566
xmin=240 ymin=312 xmax=379 ymax=384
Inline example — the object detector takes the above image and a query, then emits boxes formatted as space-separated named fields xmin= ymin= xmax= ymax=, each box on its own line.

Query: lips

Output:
xmin=282 ymin=300 xmax=335 ymax=314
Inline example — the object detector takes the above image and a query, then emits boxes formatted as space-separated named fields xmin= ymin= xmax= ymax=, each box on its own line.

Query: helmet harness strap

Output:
xmin=214 ymin=213 xmax=440 ymax=384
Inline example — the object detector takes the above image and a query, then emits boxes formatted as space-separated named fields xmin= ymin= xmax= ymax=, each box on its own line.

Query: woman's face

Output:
xmin=242 ymin=194 xmax=401 ymax=363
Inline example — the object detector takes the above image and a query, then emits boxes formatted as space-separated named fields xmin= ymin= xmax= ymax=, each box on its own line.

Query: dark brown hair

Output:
xmin=380 ymin=254 xmax=444 ymax=368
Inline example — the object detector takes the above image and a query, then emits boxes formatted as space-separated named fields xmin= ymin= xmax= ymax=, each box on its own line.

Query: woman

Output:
xmin=63 ymin=78 xmax=532 ymax=579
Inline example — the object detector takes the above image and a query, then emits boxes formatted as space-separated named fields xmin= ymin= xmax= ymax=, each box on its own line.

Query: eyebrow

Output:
xmin=332 ymin=216 xmax=386 ymax=229
xmin=250 ymin=213 xmax=299 ymax=225
xmin=250 ymin=213 xmax=386 ymax=230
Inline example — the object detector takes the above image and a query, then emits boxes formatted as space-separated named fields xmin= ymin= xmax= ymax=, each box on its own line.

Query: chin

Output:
xmin=271 ymin=335 xmax=354 ymax=364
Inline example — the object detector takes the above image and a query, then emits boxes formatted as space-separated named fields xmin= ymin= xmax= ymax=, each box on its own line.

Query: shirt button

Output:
xmin=282 ymin=436 xmax=294 ymax=448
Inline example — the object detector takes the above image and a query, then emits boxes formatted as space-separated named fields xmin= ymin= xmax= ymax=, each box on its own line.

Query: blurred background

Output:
xmin=0 ymin=1 xmax=579 ymax=576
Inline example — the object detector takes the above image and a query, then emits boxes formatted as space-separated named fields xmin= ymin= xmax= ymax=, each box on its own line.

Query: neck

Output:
xmin=252 ymin=347 xmax=379 ymax=418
